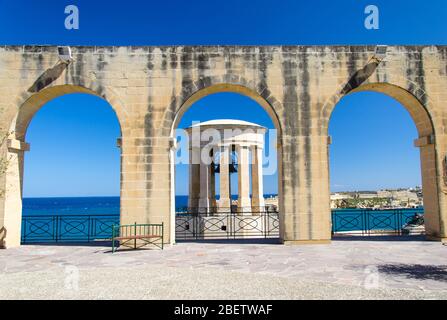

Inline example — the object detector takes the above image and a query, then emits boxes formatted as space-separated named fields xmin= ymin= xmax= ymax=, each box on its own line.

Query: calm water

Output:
xmin=23 ymin=197 xmax=122 ymax=216
xmin=23 ymin=195 xmax=278 ymax=216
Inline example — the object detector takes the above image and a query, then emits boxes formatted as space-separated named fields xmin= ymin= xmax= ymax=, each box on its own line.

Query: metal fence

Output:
xmin=175 ymin=210 xmax=280 ymax=240
xmin=331 ymin=208 xmax=424 ymax=236
xmin=20 ymin=208 xmax=424 ymax=243
xmin=21 ymin=214 xmax=119 ymax=243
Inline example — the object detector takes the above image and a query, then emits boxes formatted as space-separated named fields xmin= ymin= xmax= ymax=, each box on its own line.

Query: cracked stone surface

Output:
xmin=0 ymin=239 xmax=446 ymax=299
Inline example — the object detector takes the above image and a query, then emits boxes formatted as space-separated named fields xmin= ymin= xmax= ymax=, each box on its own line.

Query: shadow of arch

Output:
xmin=378 ymin=263 xmax=447 ymax=281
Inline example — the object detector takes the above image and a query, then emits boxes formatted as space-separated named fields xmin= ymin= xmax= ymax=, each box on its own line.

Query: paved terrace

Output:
xmin=0 ymin=238 xmax=446 ymax=299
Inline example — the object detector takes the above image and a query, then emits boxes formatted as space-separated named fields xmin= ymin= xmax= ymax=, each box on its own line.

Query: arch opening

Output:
xmin=327 ymin=84 xmax=440 ymax=239
xmin=2 ymin=85 xmax=123 ymax=247
xmin=170 ymin=85 xmax=283 ymax=243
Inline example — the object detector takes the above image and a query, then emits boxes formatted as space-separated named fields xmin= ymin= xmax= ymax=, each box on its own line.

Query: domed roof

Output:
xmin=188 ymin=119 xmax=265 ymax=128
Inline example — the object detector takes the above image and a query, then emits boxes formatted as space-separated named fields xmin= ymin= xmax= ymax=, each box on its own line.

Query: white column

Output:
xmin=198 ymin=147 xmax=213 ymax=213
xmin=188 ymin=146 xmax=200 ymax=210
xmin=251 ymin=145 xmax=265 ymax=214
xmin=219 ymin=145 xmax=232 ymax=212
xmin=209 ymin=147 xmax=217 ymax=212
xmin=237 ymin=145 xmax=251 ymax=214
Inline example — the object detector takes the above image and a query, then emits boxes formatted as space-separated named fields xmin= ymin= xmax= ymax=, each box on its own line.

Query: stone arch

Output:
xmin=167 ymin=75 xmax=284 ymax=136
xmin=167 ymin=78 xmax=285 ymax=242
xmin=322 ymin=81 xmax=443 ymax=239
xmin=321 ymin=81 xmax=437 ymax=138
xmin=10 ymin=84 xmax=128 ymax=140
xmin=2 ymin=84 xmax=127 ymax=247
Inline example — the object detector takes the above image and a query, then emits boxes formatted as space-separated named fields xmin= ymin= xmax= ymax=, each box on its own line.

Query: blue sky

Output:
xmin=24 ymin=94 xmax=121 ymax=197
xmin=1 ymin=0 xmax=445 ymax=197
xmin=1 ymin=0 xmax=446 ymax=45
xmin=329 ymin=91 xmax=420 ymax=192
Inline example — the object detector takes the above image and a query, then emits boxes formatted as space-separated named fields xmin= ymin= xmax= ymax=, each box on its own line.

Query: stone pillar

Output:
xmin=2 ymin=139 xmax=29 ymax=248
xmin=120 ymin=136 xmax=172 ymax=245
xmin=281 ymin=135 xmax=332 ymax=245
xmin=251 ymin=145 xmax=265 ymax=214
xmin=219 ymin=145 xmax=232 ymax=212
xmin=237 ymin=145 xmax=251 ymax=214
xmin=188 ymin=146 xmax=200 ymax=211
xmin=414 ymin=135 xmax=444 ymax=240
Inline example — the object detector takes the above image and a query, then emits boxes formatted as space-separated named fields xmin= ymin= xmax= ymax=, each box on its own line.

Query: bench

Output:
xmin=111 ymin=222 xmax=163 ymax=253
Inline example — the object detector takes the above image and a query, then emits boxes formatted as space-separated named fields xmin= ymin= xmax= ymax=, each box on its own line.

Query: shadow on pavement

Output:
xmin=176 ymin=238 xmax=281 ymax=245
xmin=21 ymin=241 xmax=112 ymax=247
xmin=332 ymin=235 xmax=427 ymax=242
xmin=378 ymin=264 xmax=447 ymax=281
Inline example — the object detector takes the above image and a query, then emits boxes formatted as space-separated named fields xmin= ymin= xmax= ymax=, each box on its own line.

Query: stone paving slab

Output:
xmin=0 ymin=239 xmax=446 ymax=299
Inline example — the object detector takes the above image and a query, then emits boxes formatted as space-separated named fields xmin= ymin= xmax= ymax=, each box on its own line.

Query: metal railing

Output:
xmin=331 ymin=208 xmax=424 ymax=236
xmin=175 ymin=209 xmax=280 ymax=240
xmin=21 ymin=214 xmax=119 ymax=243
xmin=20 ymin=208 xmax=424 ymax=243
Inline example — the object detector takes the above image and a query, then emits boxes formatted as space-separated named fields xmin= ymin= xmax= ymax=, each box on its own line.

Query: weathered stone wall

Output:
xmin=0 ymin=45 xmax=446 ymax=247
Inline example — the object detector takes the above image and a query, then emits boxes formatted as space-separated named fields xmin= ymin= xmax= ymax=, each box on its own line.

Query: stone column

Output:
xmin=237 ymin=145 xmax=251 ymax=214
xmin=2 ymin=139 xmax=29 ymax=248
xmin=219 ymin=145 xmax=232 ymax=212
xmin=188 ymin=146 xmax=200 ymax=211
xmin=281 ymin=135 xmax=332 ymax=245
xmin=251 ymin=145 xmax=265 ymax=214
xmin=414 ymin=135 xmax=443 ymax=240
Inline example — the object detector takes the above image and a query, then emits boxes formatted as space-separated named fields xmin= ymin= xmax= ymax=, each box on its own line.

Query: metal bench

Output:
xmin=111 ymin=222 xmax=163 ymax=253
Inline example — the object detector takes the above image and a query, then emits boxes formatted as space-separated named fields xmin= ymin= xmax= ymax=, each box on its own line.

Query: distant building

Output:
xmin=331 ymin=187 xmax=423 ymax=209
xmin=330 ymin=193 xmax=353 ymax=201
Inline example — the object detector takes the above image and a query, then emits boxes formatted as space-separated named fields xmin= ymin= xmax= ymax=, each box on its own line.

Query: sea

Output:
xmin=22 ymin=195 xmax=278 ymax=216
xmin=24 ymin=196 xmax=121 ymax=216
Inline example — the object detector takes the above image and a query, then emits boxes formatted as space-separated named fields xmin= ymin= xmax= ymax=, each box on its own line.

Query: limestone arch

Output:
xmin=169 ymin=78 xmax=284 ymax=137
xmin=10 ymin=84 xmax=128 ymax=140
xmin=322 ymin=82 xmax=442 ymax=239
xmin=322 ymin=82 xmax=436 ymax=137
xmin=168 ymin=80 xmax=285 ymax=242
xmin=3 ymin=84 xmax=126 ymax=247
